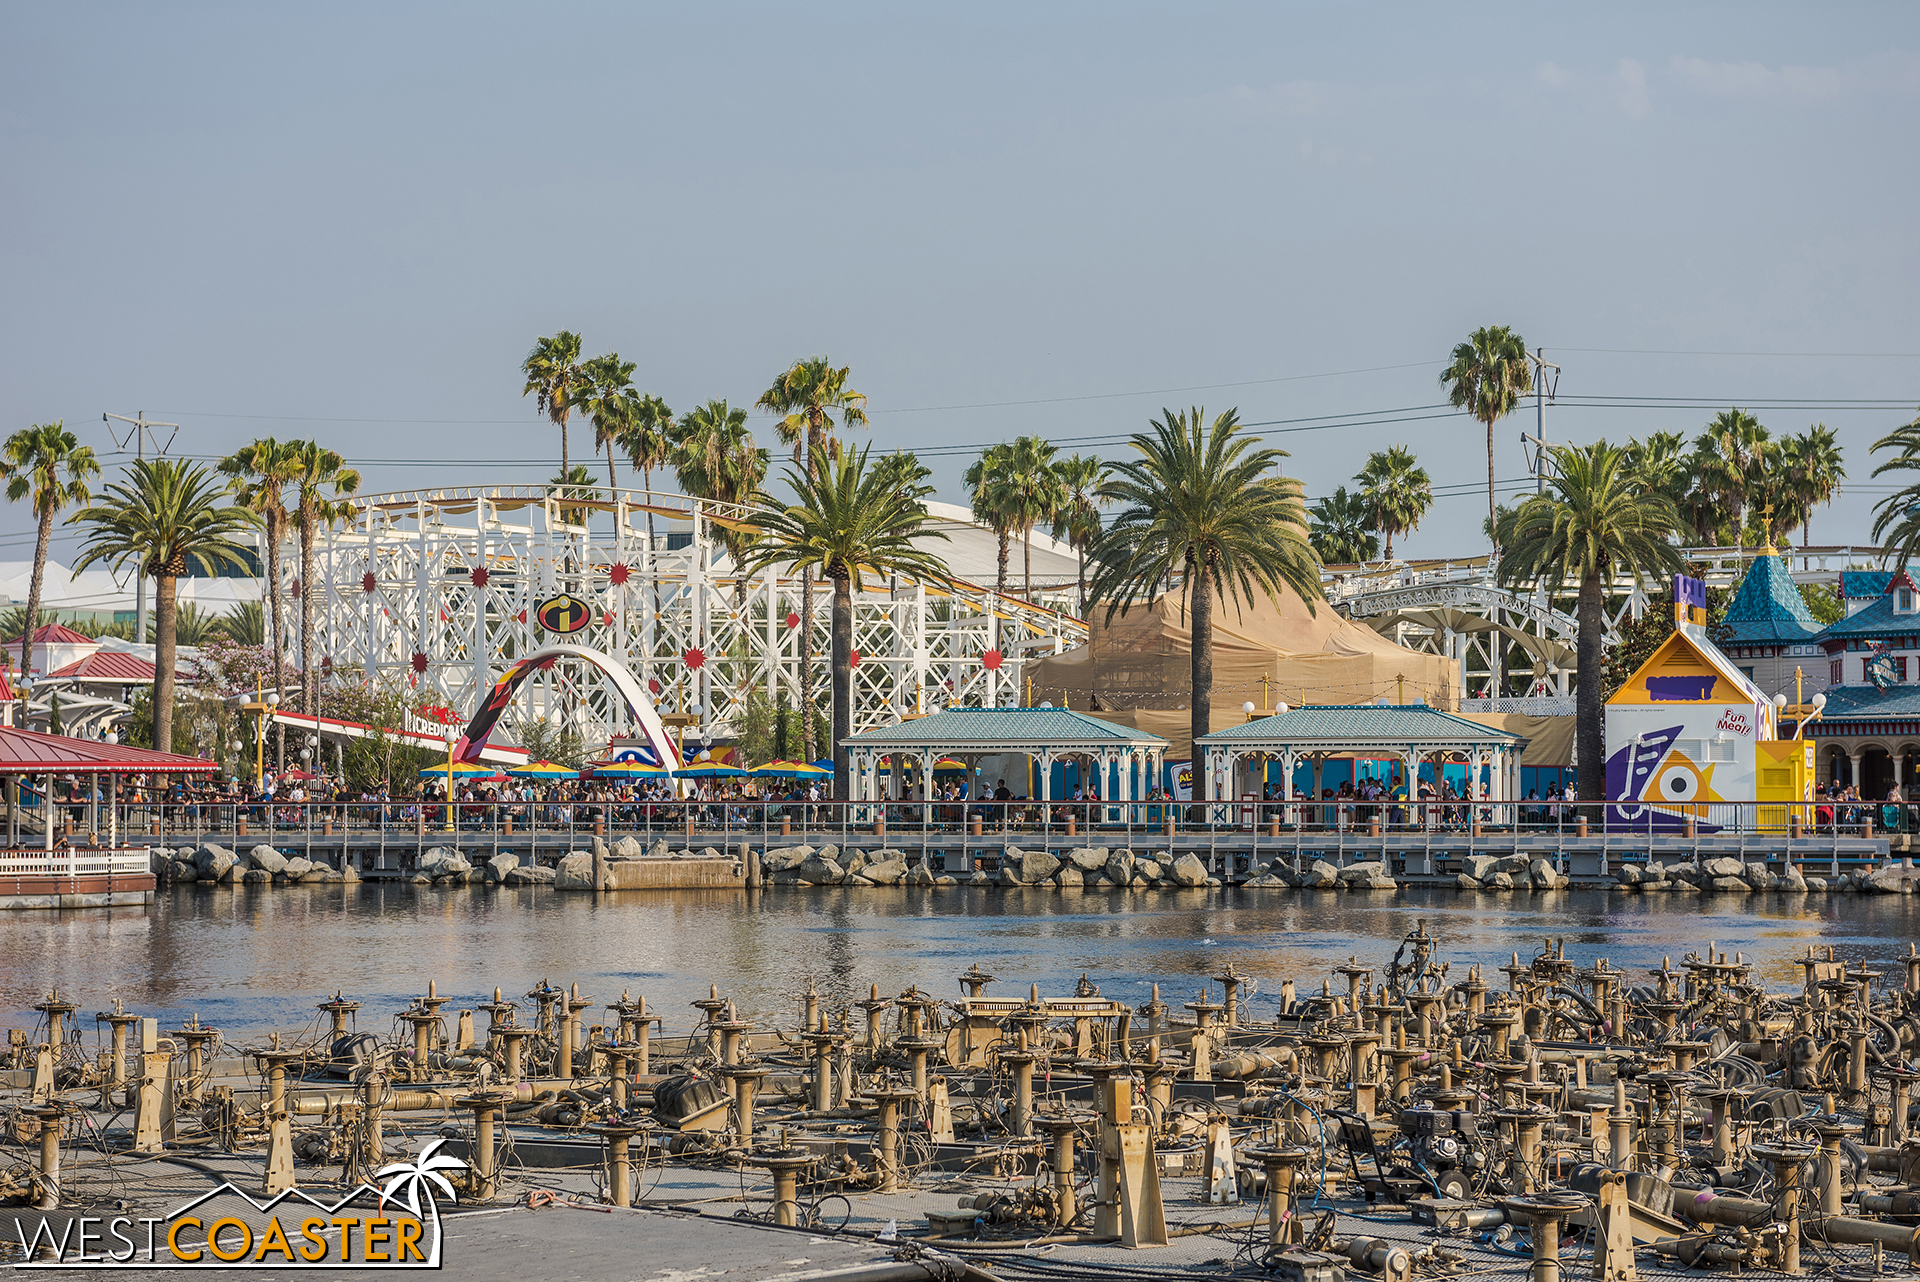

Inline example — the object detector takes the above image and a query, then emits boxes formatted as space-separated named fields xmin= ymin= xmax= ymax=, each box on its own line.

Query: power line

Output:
xmin=1548 ymin=347 xmax=1920 ymax=359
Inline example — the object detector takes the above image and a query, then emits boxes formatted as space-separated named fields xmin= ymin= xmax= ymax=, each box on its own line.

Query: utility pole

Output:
xmin=1518 ymin=349 xmax=1560 ymax=494
xmin=102 ymin=412 xmax=180 ymax=647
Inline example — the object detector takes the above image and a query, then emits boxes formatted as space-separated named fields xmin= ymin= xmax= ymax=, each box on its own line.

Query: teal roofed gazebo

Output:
xmin=840 ymin=706 xmax=1168 ymax=807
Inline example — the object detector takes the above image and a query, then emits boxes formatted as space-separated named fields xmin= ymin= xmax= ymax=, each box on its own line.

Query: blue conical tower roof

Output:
xmin=1722 ymin=548 xmax=1820 ymax=644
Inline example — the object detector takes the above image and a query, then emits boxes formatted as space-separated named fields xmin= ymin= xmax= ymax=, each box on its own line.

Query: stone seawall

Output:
xmin=149 ymin=839 xmax=1920 ymax=895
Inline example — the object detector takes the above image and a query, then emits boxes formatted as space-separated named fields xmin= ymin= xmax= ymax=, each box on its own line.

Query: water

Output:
xmin=6 ymin=885 xmax=1917 ymax=1041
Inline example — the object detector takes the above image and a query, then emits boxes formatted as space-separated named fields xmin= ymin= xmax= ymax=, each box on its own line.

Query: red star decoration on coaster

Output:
xmin=609 ymin=563 xmax=630 ymax=585
xmin=684 ymin=647 xmax=706 ymax=670
xmin=471 ymin=567 xmax=489 ymax=588
xmin=361 ymin=572 xmax=376 ymax=594
xmin=982 ymin=649 xmax=1004 ymax=671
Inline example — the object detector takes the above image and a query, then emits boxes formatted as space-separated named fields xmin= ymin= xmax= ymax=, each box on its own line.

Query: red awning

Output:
xmin=0 ymin=726 xmax=217 ymax=774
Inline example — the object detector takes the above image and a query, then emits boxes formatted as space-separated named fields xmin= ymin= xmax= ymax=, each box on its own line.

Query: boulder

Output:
xmin=1337 ymin=860 xmax=1387 ymax=885
xmin=1245 ymin=871 xmax=1288 ymax=888
xmin=1066 ymin=846 xmax=1110 ymax=872
xmin=1057 ymin=866 xmax=1084 ymax=888
xmin=842 ymin=849 xmax=871 ymax=877
xmin=1133 ymin=857 xmax=1163 ymax=883
xmin=1455 ymin=873 xmax=1483 ymax=890
xmin=815 ymin=844 xmax=841 ymax=867
xmin=1487 ymin=871 xmax=1515 ymax=891
xmin=798 ymin=854 xmax=845 ymax=884
xmin=1643 ymin=861 xmax=1667 ymax=882
xmin=194 ymin=844 xmax=237 ymax=880
xmin=340 ymin=864 xmax=360 ymax=883
xmin=1781 ymin=865 xmax=1808 ymax=891
xmin=1805 ymin=876 xmax=1828 ymax=891
xmin=281 ymin=857 xmax=313 ymax=879
xmin=612 ymin=836 xmax=645 ymax=860
xmin=503 ymin=863 xmax=556 ymax=885
xmin=1006 ymin=844 xmax=1067 ymax=886
xmin=761 ymin=846 xmax=812 ymax=874
xmin=297 ymin=866 xmax=331 ymax=883
xmin=419 ymin=848 xmax=472 ymax=878
xmin=1866 ymin=863 xmax=1920 ymax=894
xmin=1464 ymin=854 xmax=1501 ymax=882
xmin=1302 ymin=859 xmax=1339 ymax=889
xmin=1104 ymin=849 xmax=1136 ymax=886
xmin=863 ymin=857 xmax=910 ymax=886
xmin=933 ymin=874 xmax=959 ymax=886
xmin=1640 ymin=879 xmax=1672 ymax=891
xmin=240 ymin=867 xmax=272 ymax=884
xmin=554 ymin=853 xmax=596 ymax=890
xmin=906 ymin=864 xmax=935 ymax=887
xmin=1528 ymin=859 xmax=1566 ymax=890
xmin=967 ymin=869 xmax=990 ymax=886
xmin=1169 ymin=852 xmax=1211 ymax=887
xmin=246 ymin=845 xmax=288 ymax=875
xmin=1615 ymin=863 xmax=1642 ymax=885
xmin=648 ymin=838 xmax=672 ymax=860
xmin=1709 ymin=876 xmax=1752 ymax=893
xmin=169 ymin=859 xmax=198 ymax=883
xmin=845 ymin=874 xmax=877 ymax=887
xmin=485 ymin=852 xmax=519 ymax=883
xmin=1702 ymin=856 xmax=1746 ymax=879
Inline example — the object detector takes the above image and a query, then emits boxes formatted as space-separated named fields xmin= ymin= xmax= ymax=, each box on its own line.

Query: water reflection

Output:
xmin=3 ymin=884 xmax=1913 ymax=1038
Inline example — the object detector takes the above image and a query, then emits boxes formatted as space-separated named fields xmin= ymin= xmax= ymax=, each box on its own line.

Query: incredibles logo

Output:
xmin=534 ymin=594 xmax=592 ymax=635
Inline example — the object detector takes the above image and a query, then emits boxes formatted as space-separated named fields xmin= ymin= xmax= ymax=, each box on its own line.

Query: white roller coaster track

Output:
xmin=300 ymin=485 xmax=1089 ymax=749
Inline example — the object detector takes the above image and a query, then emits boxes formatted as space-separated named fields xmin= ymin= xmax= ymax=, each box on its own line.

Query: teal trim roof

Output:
xmin=841 ymin=706 xmax=1168 ymax=748
xmin=1196 ymin=704 xmax=1522 ymax=746
xmin=1810 ymin=683 xmax=1920 ymax=722
xmin=1814 ymin=572 xmax=1920 ymax=642
xmin=1841 ymin=571 xmax=1893 ymax=601
xmin=1722 ymin=552 xmax=1821 ymax=644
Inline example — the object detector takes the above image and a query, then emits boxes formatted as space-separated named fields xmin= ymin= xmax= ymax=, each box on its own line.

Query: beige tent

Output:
xmin=1457 ymin=712 xmax=1575 ymax=766
xmin=1031 ymin=587 xmax=1459 ymax=759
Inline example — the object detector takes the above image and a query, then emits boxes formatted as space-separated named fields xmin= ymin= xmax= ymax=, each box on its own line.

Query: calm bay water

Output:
xmin=5 ymin=885 xmax=1918 ymax=1041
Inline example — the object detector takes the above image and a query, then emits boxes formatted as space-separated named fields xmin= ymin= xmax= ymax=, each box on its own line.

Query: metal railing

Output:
xmin=84 ymin=796 xmax=1899 ymax=880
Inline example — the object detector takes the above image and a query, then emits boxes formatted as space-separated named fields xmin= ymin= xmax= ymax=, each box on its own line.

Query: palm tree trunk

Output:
xmin=1023 ymin=528 xmax=1032 ymax=600
xmin=1077 ymin=546 xmax=1086 ymax=617
xmin=154 ymin=572 xmax=178 ymax=753
xmin=995 ymin=532 xmax=1009 ymax=597
xmin=831 ymin=572 xmax=853 ymax=802
xmin=23 ymin=503 xmax=51 ymax=679
xmin=606 ymin=446 xmax=617 ymax=496
xmin=797 ymin=425 xmax=823 ymax=759
xmin=1485 ymin=417 xmax=1498 ymax=555
xmin=1575 ymin=571 xmax=1605 ymax=806
xmin=299 ymin=511 xmax=317 ymax=717
xmin=266 ymin=514 xmax=287 ymax=701
xmin=1190 ymin=558 xmax=1214 ymax=786
xmin=558 ymin=414 xmax=569 ymax=481
xmin=1384 ymin=528 xmax=1394 ymax=560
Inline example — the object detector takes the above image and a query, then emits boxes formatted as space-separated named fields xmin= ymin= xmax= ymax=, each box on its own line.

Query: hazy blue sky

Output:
xmin=4 ymin=3 xmax=1917 ymax=567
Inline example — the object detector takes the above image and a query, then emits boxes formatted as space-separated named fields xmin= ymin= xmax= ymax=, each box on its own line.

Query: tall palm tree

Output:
xmin=0 ymin=422 xmax=99 ymax=678
xmin=997 ymin=435 xmax=1067 ymax=599
xmin=1783 ymin=423 xmax=1845 ymax=546
xmin=617 ymin=391 xmax=678 ymax=621
xmin=740 ymin=444 xmax=949 ymax=798
xmin=1086 ymin=407 xmax=1321 ymax=760
xmin=69 ymin=459 xmax=255 ymax=752
xmin=1870 ymin=412 xmax=1920 ymax=570
xmin=755 ymin=357 xmax=870 ymax=757
xmin=521 ymin=331 xmax=587 ymax=478
xmin=964 ymin=442 xmax=1018 ymax=596
xmin=1496 ymin=441 xmax=1684 ymax=804
xmin=1621 ymin=431 xmax=1690 ymax=507
xmin=1050 ymin=454 xmax=1109 ymax=615
xmin=671 ymin=400 xmax=771 ymax=598
xmin=1307 ymin=487 xmax=1379 ymax=564
xmin=288 ymin=442 xmax=362 ymax=717
xmin=574 ymin=352 xmax=639 ymax=493
xmin=1690 ymin=409 xmax=1771 ymax=542
xmin=219 ymin=437 xmax=300 ymax=698
xmin=1354 ymin=445 xmax=1433 ymax=560
xmin=1441 ymin=326 xmax=1533 ymax=553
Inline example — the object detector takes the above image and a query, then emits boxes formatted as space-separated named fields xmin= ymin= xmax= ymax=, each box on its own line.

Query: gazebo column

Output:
xmin=1404 ymin=749 xmax=1424 ymax=830
xmin=1037 ymin=750 xmax=1052 ymax=805
xmin=1311 ymin=757 xmax=1324 ymax=828
xmin=1279 ymin=748 xmax=1295 ymax=828
xmin=919 ymin=750 xmax=935 ymax=830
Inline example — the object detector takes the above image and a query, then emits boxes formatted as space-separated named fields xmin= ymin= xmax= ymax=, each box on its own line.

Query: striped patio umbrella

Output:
xmin=588 ymin=761 xmax=672 ymax=778
xmin=418 ymin=762 xmax=497 ymax=779
xmin=674 ymin=764 xmax=750 ymax=779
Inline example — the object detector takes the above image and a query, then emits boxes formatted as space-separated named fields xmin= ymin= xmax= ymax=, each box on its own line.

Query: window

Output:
xmin=1740 ymin=666 xmax=1756 ymax=679
xmin=1899 ymin=657 xmax=1911 ymax=683
xmin=1897 ymin=588 xmax=1918 ymax=614
xmin=1832 ymin=659 xmax=1844 ymax=685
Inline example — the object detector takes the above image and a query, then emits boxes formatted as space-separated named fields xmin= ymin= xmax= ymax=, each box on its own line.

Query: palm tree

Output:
xmin=1354 ymin=445 xmax=1433 ymax=560
xmin=1690 ymin=409 xmax=1771 ymax=542
xmin=547 ymin=464 xmax=596 ymax=526
xmin=0 ymin=423 xmax=99 ymax=678
xmin=288 ymin=442 xmax=362 ymax=717
xmin=1496 ymin=441 xmax=1684 ymax=804
xmin=740 ymin=444 xmax=949 ymax=798
xmin=1086 ymin=407 xmax=1322 ymax=760
xmin=1441 ymin=326 xmax=1533 ymax=553
xmin=671 ymin=400 xmax=771 ymax=598
xmin=521 ymin=331 xmax=587 ymax=478
xmin=1870 ymin=412 xmax=1920 ymax=570
xmin=574 ymin=353 xmax=640 ymax=493
xmin=1051 ymin=454 xmax=1109 ymax=615
xmin=998 ymin=435 xmax=1067 ymax=600
xmin=219 ymin=438 xmax=300 ymax=699
xmin=1782 ymin=423 xmax=1845 ymax=545
xmin=1307 ymin=487 xmax=1379 ymax=564
xmin=755 ymin=357 xmax=870 ymax=757
xmin=1621 ymin=431 xmax=1690 ymax=509
xmin=217 ymin=600 xmax=267 ymax=645
xmin=163 ymin=601 xmax=219 ymax=647
xmin=68 ymin=459 xmax=255 ymax=752
xmin=964 ymin=443 xmax=1018 ymax=596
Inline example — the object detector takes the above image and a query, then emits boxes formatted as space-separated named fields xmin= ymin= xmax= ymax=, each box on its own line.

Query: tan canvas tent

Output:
xmin=1030 ymin=587 xmax=1459 ymax=759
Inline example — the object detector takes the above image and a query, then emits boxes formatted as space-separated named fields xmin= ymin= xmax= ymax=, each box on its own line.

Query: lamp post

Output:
xmin=443 ymin=731 xmax=457 ymax=833
xmin=239 ymin=683 xmax=280 ymax=789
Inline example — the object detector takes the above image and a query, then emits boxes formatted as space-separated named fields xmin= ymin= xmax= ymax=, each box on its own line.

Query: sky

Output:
xmin=4 ymin=2 xmax=1918 ymax=572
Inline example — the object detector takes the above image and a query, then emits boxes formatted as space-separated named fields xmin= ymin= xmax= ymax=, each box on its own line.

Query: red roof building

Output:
xmin=0 ymin=725 xmax=215 ymax=774
xmin=46 ymin=651 xmax=156 ymax=685
xmin=2 ymin=622 xmax=101 ymax=682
